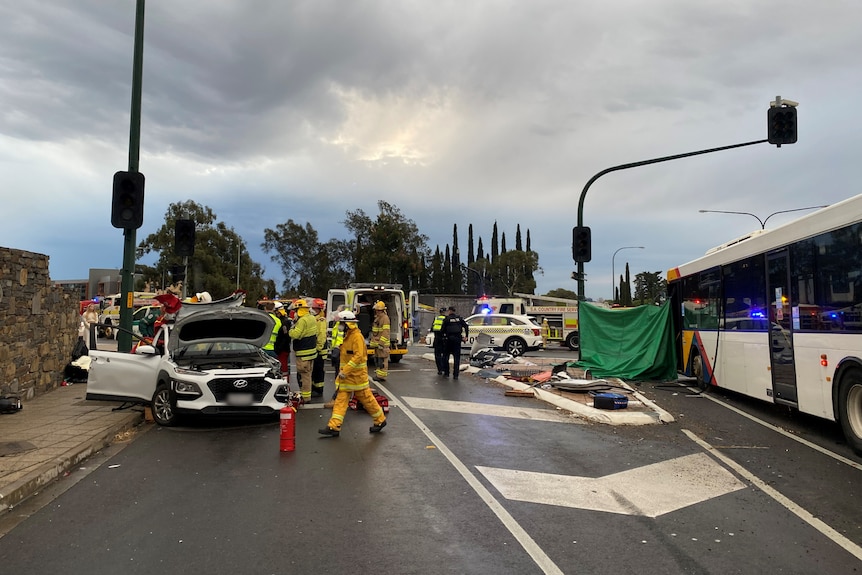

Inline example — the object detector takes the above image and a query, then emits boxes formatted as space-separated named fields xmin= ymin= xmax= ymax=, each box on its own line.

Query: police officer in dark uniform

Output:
xmin=431 ymin=308 xmax=447 ymax=375
xmin=441 ymin=306 xmax=469 ymax=379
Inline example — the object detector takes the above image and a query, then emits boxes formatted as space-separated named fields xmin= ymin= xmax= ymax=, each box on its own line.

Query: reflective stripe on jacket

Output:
xmin=370 ymin=312 xmax=390 ymax=350
xmin=337 ymin=326 xmax=370 ymax=391
xmin=316 ymin=314 xmax=328 ymax=358
xmin=263 ymin=313 xmax=282 ymax=351
xmin=289 ymin=313 xmax=319 ymax=359
xmin=431 ymin=314 xmax=445 ymax=332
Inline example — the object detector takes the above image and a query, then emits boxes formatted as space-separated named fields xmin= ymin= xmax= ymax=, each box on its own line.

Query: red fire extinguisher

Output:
xmin=280 ymin=404 xmax=296 ymax=452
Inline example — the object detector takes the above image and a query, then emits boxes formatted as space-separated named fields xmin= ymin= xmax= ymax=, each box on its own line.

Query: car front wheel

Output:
xmin=504 ymin=337 xmax=527 ymax=357
xmin=151 ymin=382 xmax=178 ymax=426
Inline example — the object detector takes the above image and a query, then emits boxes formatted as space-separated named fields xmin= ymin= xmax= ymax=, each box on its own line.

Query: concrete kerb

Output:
xmin=0 ymin=411 xmax=143 ymax=513
xmin=425 ymin=352 xmax=674 ymax=426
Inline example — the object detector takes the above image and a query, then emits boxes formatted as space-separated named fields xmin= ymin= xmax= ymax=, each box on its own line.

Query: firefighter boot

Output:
xmin=369 ymin=420 xmax=387 ymax=434
xmin=318 ymin=427 xmax=340 ymax=437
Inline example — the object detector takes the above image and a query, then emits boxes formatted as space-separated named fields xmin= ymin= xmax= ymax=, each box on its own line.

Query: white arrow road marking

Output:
xmin=400 ymin=396 xmax=582 ymax=424
xmin=477 ymin=453 xmax=746 ymax=517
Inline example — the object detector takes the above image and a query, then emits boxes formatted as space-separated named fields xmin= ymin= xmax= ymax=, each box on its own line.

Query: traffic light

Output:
xmin=572 ymin=226 xmax=591 ymax=263
xmin=170 ymin=264 xmax=186 ymax=282
xmin=175 ymin=219 xmax=196 ymax=257
xmin=110 ymin=171 xmax=145 ymax=229
xmin=767 ymin=106 xmax=797 ymax=146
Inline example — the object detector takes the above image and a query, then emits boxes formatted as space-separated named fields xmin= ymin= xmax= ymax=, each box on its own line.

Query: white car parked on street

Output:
xmin=86 ymin=306 xmax=290 ymax=426
xmin=425 ymin=313 xmax=544 ymax=357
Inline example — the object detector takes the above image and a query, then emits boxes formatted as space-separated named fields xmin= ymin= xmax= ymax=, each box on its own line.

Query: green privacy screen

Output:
xmin=571 ymin=301 xmax=677 ymax=381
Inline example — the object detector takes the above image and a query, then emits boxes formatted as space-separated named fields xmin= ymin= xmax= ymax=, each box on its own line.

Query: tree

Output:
xmin=545 ymin=288 xmax=578 ymax=300
xmin=634 ymin=271 xmax=667 ymax=305
xmin=452 ymin=224 xmax=463 ymax=293
xmin=262 ymin=220 xmax=352 ymax=296
xmin=493 ymin=250 xmax=539 ymax=295
xmin=137 ymin=200 xmax=270 ymax=301
xmin=343 ymin=201 xmax=429 ymax=288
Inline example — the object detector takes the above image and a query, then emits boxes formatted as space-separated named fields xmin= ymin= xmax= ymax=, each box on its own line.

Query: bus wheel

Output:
xmin=692 ymin=354 xmax=708 ymax=392
xmin=838 ymin=370 xmax=862 ymax=455
xmin=390 ymin=355 xmax=402 ymax=364
xmin=565 ymin=332 xmax=580 ymax=351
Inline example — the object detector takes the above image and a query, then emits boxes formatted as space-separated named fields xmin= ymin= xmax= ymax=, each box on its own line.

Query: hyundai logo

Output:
xmin=233 ymin=379 xmax=249 ymax=389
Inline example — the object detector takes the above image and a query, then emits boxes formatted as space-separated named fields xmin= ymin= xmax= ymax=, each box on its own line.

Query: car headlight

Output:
xmin=174 ymin=367 xmax=205 ymax=376
xmin=173 ymin=380 xmax=202 ymax=397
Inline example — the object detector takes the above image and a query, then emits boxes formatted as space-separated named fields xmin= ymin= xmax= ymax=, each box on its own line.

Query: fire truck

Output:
xmin=327 ymin=284 xmax=417 ymax=363
xmin=472 ymin=292 xmax=581 ymax=351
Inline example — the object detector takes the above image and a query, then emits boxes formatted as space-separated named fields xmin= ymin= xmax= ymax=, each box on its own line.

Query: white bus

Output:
xmin=667 ymin=195 xmax=862 ymax=454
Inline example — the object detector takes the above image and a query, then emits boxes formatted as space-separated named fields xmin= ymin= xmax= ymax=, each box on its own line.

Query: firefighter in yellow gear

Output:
xmin=310 ymin=298 xmax=328 ymax=398
xmin=369 ymin=300 xmax=391 ymax=381
xmin=324 ymin=308 xmax=347 ymax=409
xmin=288 ymin=299 xmax=319 ymax=404
xmin=319 ymin=311 xmax=387 ymax=437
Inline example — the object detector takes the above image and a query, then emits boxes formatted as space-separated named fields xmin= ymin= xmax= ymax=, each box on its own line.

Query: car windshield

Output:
xmin=175 ymin=341 xmax=259 ymax=358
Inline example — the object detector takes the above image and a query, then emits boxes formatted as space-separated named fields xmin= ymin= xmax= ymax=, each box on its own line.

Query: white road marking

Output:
xmin=400 ymin=396 xmax=582 ymax=424
xmin=373 ymin=382 xmax=565 ymax=575
xmin=477 ymin=453 xmax=745 ymax=517
xmin=676 ymin=382 xmax=862 ymax=471
xmin=683 ymin=429 xmax=862 ymax=562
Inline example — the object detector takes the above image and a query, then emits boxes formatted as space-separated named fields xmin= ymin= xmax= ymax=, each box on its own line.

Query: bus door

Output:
xmin=767 ymin=250 xmax=798 ymax=405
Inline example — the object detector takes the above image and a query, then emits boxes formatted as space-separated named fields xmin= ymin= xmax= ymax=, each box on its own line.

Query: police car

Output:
xmin=426 ymin=313 xmax=544 ymax=357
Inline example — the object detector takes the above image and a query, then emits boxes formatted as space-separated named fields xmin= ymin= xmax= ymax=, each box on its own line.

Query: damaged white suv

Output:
xmin=86 ymin=306 xmax=290 ymax=426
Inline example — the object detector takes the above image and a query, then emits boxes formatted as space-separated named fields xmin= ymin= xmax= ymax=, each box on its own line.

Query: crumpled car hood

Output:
xmin=169 ymin=307 xmax=275 ymax=353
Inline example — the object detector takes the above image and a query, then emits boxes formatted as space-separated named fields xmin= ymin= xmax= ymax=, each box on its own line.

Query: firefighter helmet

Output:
xmin=337 ymin=310 xmax=358 ymax=322
xmin=373 ymin=300 xmax=386 ymax=311
xmin=293 ymin=299 xmax=308 ymax=309
xmin=312 ymin=298 xmax=325 ymax=309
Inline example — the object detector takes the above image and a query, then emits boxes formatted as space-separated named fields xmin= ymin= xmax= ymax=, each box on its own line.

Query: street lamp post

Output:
xmin=698 ymin=205 xmax=827 ymax=229
xmin=461 ymin=264 xmax=486 ymax=296
xmin=236 ymin=241 xmax=240 ymax=290
xmin=611 ymin=246 xmax=644 ymax=302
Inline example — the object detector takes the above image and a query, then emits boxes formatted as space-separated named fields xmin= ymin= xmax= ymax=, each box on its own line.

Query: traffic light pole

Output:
xmin=575 ymin=138 xmax=767 ymax=300
xmin=118 ymin=0 xmax=146 ymax=352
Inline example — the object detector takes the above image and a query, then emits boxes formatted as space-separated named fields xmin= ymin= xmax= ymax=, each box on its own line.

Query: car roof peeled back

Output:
xmin=170 ymin=307 xmax=275 ymax=352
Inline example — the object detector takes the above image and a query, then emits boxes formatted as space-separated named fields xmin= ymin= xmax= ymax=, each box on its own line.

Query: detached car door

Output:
xmin=85 ymin=329 xmax=166 ymax=404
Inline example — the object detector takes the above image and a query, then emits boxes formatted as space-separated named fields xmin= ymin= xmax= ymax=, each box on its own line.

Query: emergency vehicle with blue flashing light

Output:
xmin=472 ymin=292 xmax=582 ymax=351
xmin=326 ymin=284 xmax=418 ymax=363
xmin=425 ymin=312 xmax=544 ymax=357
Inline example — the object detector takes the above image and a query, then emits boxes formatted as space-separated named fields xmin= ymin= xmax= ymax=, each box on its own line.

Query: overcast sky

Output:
xmin=1 ymin=1 xmax=859 ymax=301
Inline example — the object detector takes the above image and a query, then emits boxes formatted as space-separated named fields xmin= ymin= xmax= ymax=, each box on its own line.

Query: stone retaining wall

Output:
xmin=0 ymin=247 xmax=78 ymax=401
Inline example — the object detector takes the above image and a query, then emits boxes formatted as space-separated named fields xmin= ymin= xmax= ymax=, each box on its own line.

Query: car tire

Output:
xmin=504 ymin=337 xmax=527 ymax=357
xmin=103 ymin=322 xmax=113 ymax=339
xmin=565 ymin=332 xmax=580 ymax=351
xmin=151 ymin=382 xmax=178 ymax=426
xmin=837 ymin=368 xmax=862 ymax=455
xmin=390 ymin=355 xmax=402 ymax=364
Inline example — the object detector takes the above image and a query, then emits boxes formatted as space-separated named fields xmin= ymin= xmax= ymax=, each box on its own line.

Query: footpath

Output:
xmin=0 ymin=346 xmax=673 ymax=517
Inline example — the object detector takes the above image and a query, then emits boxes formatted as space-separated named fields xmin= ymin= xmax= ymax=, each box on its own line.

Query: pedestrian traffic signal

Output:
xmin=175 ymin=219 xmax=196 ymax=257
xmin=572 ymin=226 xmax=591 ymax=263
xmin=767 ymin=106 xmax=797 ymax=146
xmin=110 ymin=171 xmax=145 ymax=229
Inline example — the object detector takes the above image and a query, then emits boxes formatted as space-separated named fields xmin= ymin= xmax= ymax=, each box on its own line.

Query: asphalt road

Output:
xmin=1 ymin=353 xmax=860 ymax=574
